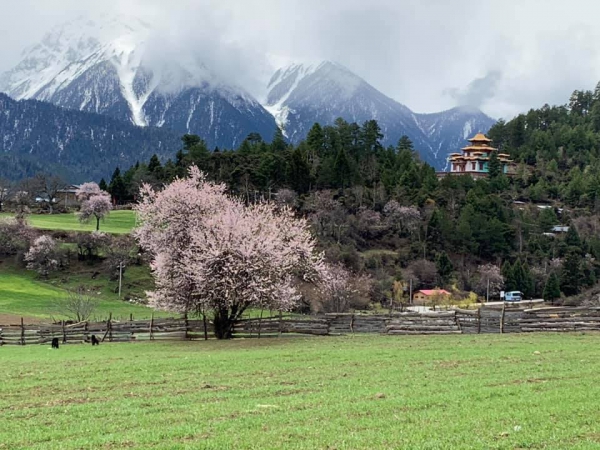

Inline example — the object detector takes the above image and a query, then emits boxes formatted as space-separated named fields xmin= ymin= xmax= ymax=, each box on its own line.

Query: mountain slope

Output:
xmin=265 ymin=61 xmax=496 ymax=168
xmin=0 ymin=93 xmax=180 ymax=181
xmin=0 ymin=16 xmax=277 ymax=149
xmin=414 ymin=107 xmax=497 ymax=170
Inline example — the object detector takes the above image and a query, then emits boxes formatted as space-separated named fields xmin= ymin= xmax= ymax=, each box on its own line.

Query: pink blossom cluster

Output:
xmin=76 ymin=182 xmax=112 ymax=228
xmin=134 ymin=166 xmax=323 ymax=316
xmin=25 ymin=235 xmax=59 ymax=277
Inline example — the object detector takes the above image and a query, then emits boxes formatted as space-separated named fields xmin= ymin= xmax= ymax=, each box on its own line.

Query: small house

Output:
xmin=56 ymin=185 xmax=81 ymax=208
xmin=412 ymin=289 xmax=452 ymax=305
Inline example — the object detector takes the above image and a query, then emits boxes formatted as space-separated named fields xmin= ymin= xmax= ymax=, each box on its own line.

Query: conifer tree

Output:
xmin=436 ymin=251 xmax=454 ymax=286
xmin=560 ymin=251 xmax=582 ymax=296
xmin=511 ymin=259 xmax=527 ymax=293
xmin=543 ymin=272 xmax=561 ymax=303
xmin=397 ymin=135 xmax=414 ymax=152
xmin=487 ymin=150 xmax=502 ymax=179
xmin=501 ymin=261 xmax=514 ymax=290
xmin=108 ymin=168 xmax=126 ymax=205
xmin=271 ymin=127 xmax=287 ymax=152
xmin=565 ymin=225 xmax=582 ymax=250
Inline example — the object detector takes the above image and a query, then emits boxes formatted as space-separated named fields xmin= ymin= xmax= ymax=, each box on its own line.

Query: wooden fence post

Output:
xmin=129 ymin=314 xmax=133 ymax=342
xmin=454 ymin=311 xmax=462 ymax=333
xmin=101 ymin=313 xmax=111 ymax=342
xmin=500 ymin=304 xmax=506 ymax=334
xmin=61 ymin=320 xmax=66 ymax=344
xmin=350 ymin=313 xmax=355 ymax=335
xmin=21 ymin=317 xmax=25 ymax=346
xmin=279 ymin=310 xmax=283 ymax=337
xmin=257 ymin=310 xmax=263 ymax=339
xmin=108 ymin=312 xmax=113 ymax=342
xmin=477 ymin=308 xmax=481 ymax=334
xmin=149 ymin=313 xmax=154 ymax=340
xmin=84 ymin=321 xmax=88 ymax=343
xmin=184 ymin=313 xmax=189 ymax=340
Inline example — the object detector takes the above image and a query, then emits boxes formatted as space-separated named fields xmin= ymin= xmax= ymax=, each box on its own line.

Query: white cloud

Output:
xmin=2 ymin=0 xmax=600 ymax=119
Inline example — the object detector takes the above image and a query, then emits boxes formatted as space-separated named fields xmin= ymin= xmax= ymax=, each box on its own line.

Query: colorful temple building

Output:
xmin=439 ymin=133 xmax=514 ymax=179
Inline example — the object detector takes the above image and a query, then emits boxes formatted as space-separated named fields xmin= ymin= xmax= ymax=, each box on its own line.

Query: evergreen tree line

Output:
xmin=103 ymin=99 xmax=600 ymax=303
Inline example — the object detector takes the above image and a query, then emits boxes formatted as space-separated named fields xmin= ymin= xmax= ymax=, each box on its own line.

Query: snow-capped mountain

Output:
xmin=0 ymin=16 xmax=277 ymax=149
xmin=1 ymin=16 xmax=496 ymax=169
xmin=265 ymin=61 xmax=496 ymax=168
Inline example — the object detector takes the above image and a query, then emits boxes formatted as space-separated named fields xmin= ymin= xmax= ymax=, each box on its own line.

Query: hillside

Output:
xmin=0 ymin=93 xmax=180 ymax=181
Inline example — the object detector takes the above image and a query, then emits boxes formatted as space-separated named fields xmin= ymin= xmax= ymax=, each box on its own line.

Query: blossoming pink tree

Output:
xmin=135 ymin=167 xmax=323 ymax=338
xmin=318 ymin=263 xmax=372 ymax=313
xmin=76 ymin=182 xmax=112 ymax=231
xmin=25 ymin=235 xmax=59 ymax=278
xmin=75 ymin=182 xmax=103 ymax=200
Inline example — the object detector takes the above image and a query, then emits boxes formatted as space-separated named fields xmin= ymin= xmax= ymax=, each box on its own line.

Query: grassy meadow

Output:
xmin=0 ymin=210 xmax=136 ymax=234
xmin=2 ymin=333 xmax=600 ymax=449
xmin=0 ymin=265 xmax=168 ymax=322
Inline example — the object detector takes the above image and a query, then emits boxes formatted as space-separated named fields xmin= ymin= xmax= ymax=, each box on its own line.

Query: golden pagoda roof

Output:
xmin=461 ymin=145 xmax=497 ymax=151
xmin=468 ymin=133 xmax=492 ymax=143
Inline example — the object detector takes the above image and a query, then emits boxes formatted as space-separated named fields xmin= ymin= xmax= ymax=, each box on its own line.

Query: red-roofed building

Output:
xmin=412 ymin=289 xmax=452 ymax=305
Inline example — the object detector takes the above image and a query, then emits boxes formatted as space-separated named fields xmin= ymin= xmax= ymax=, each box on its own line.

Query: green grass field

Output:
xmin=0 ymin=266 xmax=167 ymax=322
xmin=0 ymin=210 xmax=136 ymax=234
xmin=2 ymin=334 xmax=600 ymax=449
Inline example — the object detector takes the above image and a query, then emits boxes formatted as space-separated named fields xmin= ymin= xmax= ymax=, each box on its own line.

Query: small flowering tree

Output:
xmin=76 ymin=182 xmax=112 ymax=231
xmin=317 ymin=263 xmax=372 ymax=313
xmin=75 ymin=182 xmax=103 ymax=200
xmin=474 ymin=264 xmax=504 ymax=298
xmin=135 ymin=167 xmax=323 ymax=339
xmin=383 ymin=201 xmax=421 ymax=234
xmin=25 ymin=235 xmax=59 ymax=278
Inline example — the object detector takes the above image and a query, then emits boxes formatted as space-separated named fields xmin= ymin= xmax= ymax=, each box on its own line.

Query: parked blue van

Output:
xmin=504 ymin=291 xmax=523 ymax=302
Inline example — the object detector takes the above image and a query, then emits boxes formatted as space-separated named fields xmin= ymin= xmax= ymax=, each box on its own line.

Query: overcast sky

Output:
xmin=2 ymin=0 xmax=600 ymax=118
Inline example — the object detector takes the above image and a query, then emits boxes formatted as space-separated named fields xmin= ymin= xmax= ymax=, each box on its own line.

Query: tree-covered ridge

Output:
xmin=488 ymin=84 xmax=600 ymax=208
xmin=102 ymin=86 xmax=600 ymax=307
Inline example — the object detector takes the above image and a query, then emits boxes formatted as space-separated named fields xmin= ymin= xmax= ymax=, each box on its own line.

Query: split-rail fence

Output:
xmin=2 ymin=305 xmax=600 ymax=345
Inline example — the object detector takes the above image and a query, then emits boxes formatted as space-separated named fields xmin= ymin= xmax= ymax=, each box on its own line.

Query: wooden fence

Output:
xmin=0 ymin=314 xmax=209 ymax=346
xmin=2 ymin=306 xmax=600 ymax=345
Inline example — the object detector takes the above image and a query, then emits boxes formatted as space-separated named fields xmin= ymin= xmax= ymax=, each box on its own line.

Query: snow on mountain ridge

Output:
xmin=263 ymin=61 xmax=496 ymax=168
xmin=0 ymin=15 xmax=151 ymax=101
xmin=0 ymin=14 xmax=276 ymax=143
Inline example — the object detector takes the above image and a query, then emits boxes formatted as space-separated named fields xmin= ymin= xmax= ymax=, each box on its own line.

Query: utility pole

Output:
xmin=118 ymin=262 xmax=124 ymax=299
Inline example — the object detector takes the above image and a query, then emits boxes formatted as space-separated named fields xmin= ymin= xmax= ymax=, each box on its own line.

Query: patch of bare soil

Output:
xmin=0 ymin=314 xmax=42 ymax=325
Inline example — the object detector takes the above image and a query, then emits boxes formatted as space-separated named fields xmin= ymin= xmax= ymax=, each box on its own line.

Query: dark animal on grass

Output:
xmin=91 ymin=335 xmax=99 ymax=346
xmin=51 ymin=338 xmax=59 ymax=349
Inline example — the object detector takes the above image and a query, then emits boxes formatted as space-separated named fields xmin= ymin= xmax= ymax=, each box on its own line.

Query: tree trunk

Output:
xmin=96 ymin=216 xmax=100 ymax=231
xmin=213 ymin=307 xmax=234 ymax=339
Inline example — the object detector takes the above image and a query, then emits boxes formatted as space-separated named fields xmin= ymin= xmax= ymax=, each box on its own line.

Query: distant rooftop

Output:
xmin=468 ymin=133 xmax=492 ymax=143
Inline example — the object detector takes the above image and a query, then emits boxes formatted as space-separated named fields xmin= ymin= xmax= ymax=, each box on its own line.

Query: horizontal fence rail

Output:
xmin=2 ymin=306 xmax=600 ymax=345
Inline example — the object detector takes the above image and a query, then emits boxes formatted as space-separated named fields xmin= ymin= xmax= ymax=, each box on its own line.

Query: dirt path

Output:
xmin=0 ymin=313 xmax=42 ymax=325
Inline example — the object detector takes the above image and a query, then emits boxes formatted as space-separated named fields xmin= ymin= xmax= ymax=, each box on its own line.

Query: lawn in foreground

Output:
xmin=0 ymin=210 xmax=136 ymax=234
xmin=2 ymin=334 xmax=600 ymax=450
